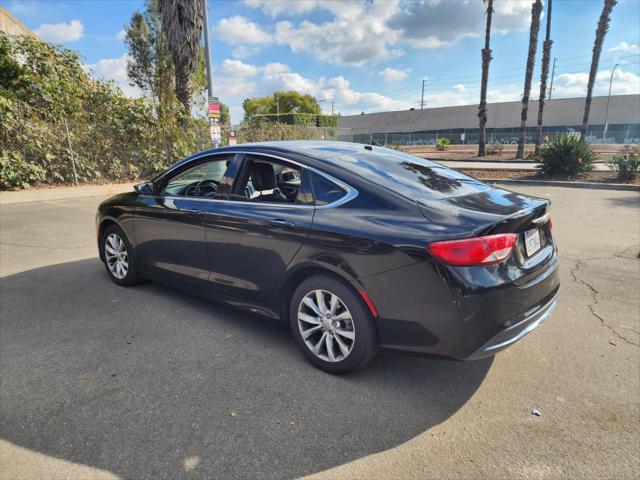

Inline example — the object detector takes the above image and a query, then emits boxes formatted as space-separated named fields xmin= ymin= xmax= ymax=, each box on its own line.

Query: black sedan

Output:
xmin=96 ymin=141 xmax=559 ymax=373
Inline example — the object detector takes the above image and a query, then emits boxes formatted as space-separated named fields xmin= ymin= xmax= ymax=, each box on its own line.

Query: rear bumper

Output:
xmin=360 ymin=250 xmax=560 ymax=359
xmin=465 ymin=289 xmax=558 ymax=360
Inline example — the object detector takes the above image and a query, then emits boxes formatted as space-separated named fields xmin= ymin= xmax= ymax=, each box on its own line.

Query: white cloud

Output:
xmin=552 ymin=68 xmax=640 ymax=97
xmin=243 ymin=0 xmax=319 ymax=17
xmin=274 ymin=1 xmax=401 ymax=65
xmin=379 ymin=67 xmax=410 ymax=82
xmin=221 ymin=59 xmax=259 ymax=77
xmin=116 ymin=29 xmax=126 ymax=41
xmin=215 ymin=16 xmax=272 ymax=45
xmin=266 ymin=0 xmax=534 ymax=66
xmin=607 ymin=42 xmax=640 ymax=56
xmin=389 ymin=0 xmax=531 ymax=49
xmin=85 ymin=54 xmax=141 ymax=98
xmin=34 ymin=19 xmax=84 ymax=43
xmin=211 ymin=59 xmax=417 ymax=120
xmin=231 ymin=45 xmax=260 ymax=60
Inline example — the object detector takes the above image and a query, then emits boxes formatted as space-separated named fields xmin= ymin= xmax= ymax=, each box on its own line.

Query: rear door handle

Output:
xmin=269 ymin=218 xmax=296 ymax=228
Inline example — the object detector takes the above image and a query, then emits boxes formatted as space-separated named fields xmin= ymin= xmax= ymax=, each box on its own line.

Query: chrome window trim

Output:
xmin=154 ymin=150 xmax=358 ymax=210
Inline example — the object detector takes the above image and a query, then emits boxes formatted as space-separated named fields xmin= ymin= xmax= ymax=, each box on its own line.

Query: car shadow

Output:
xmin=606 ymin=194 xmax=640 ymax=209
xmin=0 ymin=259 xmax=492 ymax=480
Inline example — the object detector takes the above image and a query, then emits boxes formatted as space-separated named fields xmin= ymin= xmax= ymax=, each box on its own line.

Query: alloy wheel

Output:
xmin=105 ymin=233 xmax=128 ymax=280
xmin=297 ymin=289 xmax=356 ymax=362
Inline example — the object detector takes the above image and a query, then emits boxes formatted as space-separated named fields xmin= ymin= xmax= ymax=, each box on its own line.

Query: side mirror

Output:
xmin=134 ymin=182 xmax=155 ymax=196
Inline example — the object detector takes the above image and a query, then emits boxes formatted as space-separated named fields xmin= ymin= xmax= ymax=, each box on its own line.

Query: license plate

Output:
xmin=524 ymin=228 xmax=541 ymax=257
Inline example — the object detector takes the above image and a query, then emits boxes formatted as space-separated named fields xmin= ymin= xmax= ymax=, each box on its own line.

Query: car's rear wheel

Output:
xmin=290 ymin=274 xmax=378 ymax=374
xmin=102 ymin=225 xmax=141 ymax=286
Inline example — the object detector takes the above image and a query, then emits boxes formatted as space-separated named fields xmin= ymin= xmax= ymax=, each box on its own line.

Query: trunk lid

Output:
xmin=417 ymin=186 xmax=554 ymax=272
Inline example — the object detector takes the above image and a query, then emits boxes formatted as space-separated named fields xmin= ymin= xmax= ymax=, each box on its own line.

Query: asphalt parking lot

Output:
xmin=1 ymin=185 xmax=639 ymax=480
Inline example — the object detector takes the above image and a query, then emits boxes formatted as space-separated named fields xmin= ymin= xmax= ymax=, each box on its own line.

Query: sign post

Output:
xmin=208 ymin=97 xmax=221 ymax=147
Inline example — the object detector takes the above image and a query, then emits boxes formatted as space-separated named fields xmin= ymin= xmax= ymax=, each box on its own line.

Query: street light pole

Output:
xmin=602 ymin=63 xmax=619 ymax=141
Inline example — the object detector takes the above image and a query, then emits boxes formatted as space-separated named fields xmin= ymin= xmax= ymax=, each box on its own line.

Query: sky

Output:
xmin=3 ymin=0 xmax=640 ymax=123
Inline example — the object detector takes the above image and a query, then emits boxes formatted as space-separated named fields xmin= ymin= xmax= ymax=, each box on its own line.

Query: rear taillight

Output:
xmin=547 ymin=217 xmax=552 ymax=230
xmin=427 ymin=234 xmax=518 ymax=266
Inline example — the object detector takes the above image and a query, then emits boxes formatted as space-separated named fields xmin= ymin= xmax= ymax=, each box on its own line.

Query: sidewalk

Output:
xmin=0 ymin=183 xmax=137 ymax=205
xmin=437 ymin=160 xmax=609 ymax=171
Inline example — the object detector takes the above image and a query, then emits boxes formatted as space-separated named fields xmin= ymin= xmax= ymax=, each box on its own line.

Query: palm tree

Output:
xmin=516 ymin=0 xmax=543 ymax=159
xmin=534 ymin=0 xmax=553 ymax=155
xmin=580 ymin=0 xmax=617 ymax=139
xmin=477 ymin=0 xmax=494 ymax=157
xmin=158 ymin=0 xmax=203 ymax=114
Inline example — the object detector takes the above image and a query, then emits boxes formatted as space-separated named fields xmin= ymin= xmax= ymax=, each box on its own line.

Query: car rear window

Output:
xmin=326 ymin=148 xmax=491 ymax=200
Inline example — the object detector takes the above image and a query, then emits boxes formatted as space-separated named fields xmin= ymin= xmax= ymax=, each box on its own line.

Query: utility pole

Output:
xmin=420 ymin=79 xmax=426 ymax=109
xmin=275 ymin=94 xmax=280 ymax=122
xmin=331 ymin=101 xmax=334 ymax=116
xmin=548 ymin=57 xmax=557 ymax=100
xmin=603 ymin=63 xmax=619 ymax=141
xmin=201 ymin=0 xmax=218 ymax=147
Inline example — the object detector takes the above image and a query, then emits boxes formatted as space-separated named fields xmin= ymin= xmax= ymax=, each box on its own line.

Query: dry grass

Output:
xmin=404 ymin=144 xmax=626 ymax=162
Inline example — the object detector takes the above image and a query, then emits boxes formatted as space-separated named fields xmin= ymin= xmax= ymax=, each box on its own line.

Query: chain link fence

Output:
xmin=0 ymin=113 xmax=354 ymax=189
xmin=352 ymin=123 xmax=640 ymax=147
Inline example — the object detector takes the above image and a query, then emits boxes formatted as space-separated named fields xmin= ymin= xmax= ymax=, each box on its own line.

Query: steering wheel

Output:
xmin=185 ymin=180 xmax=218 ymax=197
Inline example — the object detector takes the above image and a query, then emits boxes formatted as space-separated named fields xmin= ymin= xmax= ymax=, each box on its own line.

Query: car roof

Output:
xmin=192 ymin=140 xmax=441 ymax=171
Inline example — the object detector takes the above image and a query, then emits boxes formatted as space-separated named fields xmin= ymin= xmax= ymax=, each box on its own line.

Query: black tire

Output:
xmin=289 ymin=274 xmax=379 ymax=374
xmin=101 ymin=224 xmax=142 ymax=286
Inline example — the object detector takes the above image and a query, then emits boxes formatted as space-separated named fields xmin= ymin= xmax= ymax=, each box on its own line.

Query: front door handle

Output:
xmin=269 ymin=218 xmax=295 ymax=228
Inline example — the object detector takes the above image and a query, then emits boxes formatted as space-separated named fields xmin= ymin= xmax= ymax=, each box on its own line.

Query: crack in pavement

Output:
xmin=568 ymin=249 xmax=640 ymax=348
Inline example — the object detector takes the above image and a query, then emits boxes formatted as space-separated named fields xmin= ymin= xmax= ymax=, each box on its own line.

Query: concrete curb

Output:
xmin=437 ymin=158 xmax=607 ymax=164
xmin=486 ymin=178 xmax=640 ymax=191
xmin=0 ymin=183 xmax=137 ymax=204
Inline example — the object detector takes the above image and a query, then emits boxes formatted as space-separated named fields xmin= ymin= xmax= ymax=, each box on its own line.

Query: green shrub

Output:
xmin=536 ymin=133 xmax=596 ymax=175
xmin=486 ymin=142 xmax=504 ymax=155
xmin=0 ymin=33 xmax=209 ymax=190
xmin=435 ymin=137 xmax=450 ymax=151
xmin=607 ymin=145 xmax=639 ymax=180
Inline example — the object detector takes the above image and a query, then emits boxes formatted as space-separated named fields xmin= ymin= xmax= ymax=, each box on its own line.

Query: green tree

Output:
xmin=581 ymin=0 xmax=617 ymax=139
xmin=124 ymin=2 xmax=174 ymax=118
xmin=516 ymin=0 xmax=543 ymax=159
xmin=243 ymin=91 xmax=319 ymax=121
xmin=477 ymin=0 xmax=494 ymax=157
xmin=158 ymin=0 xmax=203 ymax=115
xmin=535 ymin=0 xmax=553 ymax=154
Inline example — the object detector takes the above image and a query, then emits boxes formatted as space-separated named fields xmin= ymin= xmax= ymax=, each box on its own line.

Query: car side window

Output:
xmin=310 ymin=171 xmax=347 ymax=206
xmin=161 ymin=157 xmax=232 ymax=198
xmin=232 ymin=156 xmax=306 ymax=204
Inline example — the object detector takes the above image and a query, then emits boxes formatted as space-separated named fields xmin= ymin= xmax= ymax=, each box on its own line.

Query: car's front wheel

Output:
xmin=102 ymin=225 xmax=141 ymax=286
xmin=290 ymin=274 xmax=378 ymax=374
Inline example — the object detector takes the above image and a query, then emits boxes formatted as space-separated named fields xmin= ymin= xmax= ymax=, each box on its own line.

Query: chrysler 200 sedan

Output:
xmin=96 ymin=141 xmax=559 ymax=373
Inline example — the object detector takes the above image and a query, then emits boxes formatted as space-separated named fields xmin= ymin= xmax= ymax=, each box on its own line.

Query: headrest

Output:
xmin=251 ymin=163 xmax=277 ymax=190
